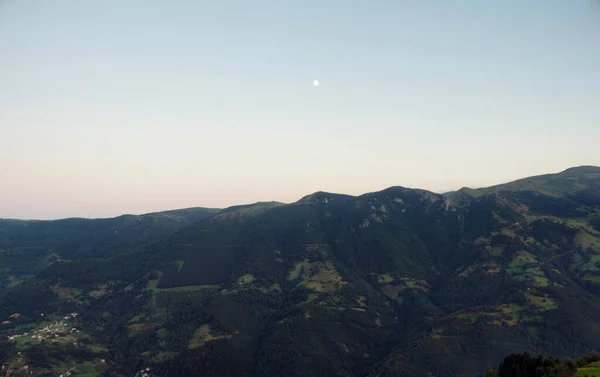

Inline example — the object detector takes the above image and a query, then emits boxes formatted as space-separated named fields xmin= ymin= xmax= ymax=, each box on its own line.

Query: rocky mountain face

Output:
xmin=1 ymin=166 xmax=600 ymax=377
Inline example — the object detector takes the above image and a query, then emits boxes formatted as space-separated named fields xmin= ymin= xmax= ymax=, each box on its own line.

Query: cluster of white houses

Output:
xmin=6 ymin=313 xmax=79 ymax=343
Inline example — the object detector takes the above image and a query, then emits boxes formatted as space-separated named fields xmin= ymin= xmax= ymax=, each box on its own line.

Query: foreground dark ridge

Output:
xmin=0 ymin=165 xmax=599 ymax=377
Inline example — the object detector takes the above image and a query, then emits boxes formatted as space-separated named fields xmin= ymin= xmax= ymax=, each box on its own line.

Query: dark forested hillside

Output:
xmin=2 ymin=166 xmax=600 ymax=377
xmin=0 ymin=207 xmax=219 ymax=289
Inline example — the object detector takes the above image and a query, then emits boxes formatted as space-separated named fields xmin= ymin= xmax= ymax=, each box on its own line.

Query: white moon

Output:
xmin=313 ymin=79 xmax=319 ymax=87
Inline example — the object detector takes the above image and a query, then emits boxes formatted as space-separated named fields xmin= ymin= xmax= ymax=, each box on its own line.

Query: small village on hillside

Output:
xmin=0 ymin=312 xmax=116 ymax=377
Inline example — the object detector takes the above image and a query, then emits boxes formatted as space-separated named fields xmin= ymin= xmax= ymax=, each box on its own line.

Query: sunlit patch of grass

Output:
xmin=377 ymin=274 xmax=394 ymax=284
xmin=509 ymin=251 xmax=537 ymax=265
xmin=86 ymin=343 xmax=108 ymax=353
xmin=128 ymin=314 xmax=146 ymax=323
xmin=146 ymin=272 xmax=163 ymax=292
xmin=7 ymin=276 xmax=29 ymax=287
xmin=506 ymin=251 xmax=549 ymax=286
xmin=356 ymin=296 xmax=367 ymax=308
xmin=188 ymin=324 xmax=237 ymax=349
xmin=259 ymin=283 xmax=281 ymax=294
xmin=294 ymin=261 xmax=345 ymax=294
xmin=52 ymin=284 xmax=83 ymax=299
xmin=492 ymin=228 xmax=516 ymax=239
xmin=288 ymin=259 xmax=309 ymax=281
xmin=381 ymin=285 xmax=404 ymax=300
xmin=576 ymin=232 xmax=600 ymax=251
xmin=400 ymin=277 xmax=430 ymax=292
xmin=88 ymin=284 xmax=108 ymax=298
xmin=302 ymin=293 xmax=319 ymax=304
xmin=575 ymin=367 xmax=600 ymax=377
xmin=585 ymin=253 xmax=600 ymax=267
xmin=126 ymin=311 xmax=166 ymax=337
xmin=165 ymin=285 xmax=219 ymax=292
xmin=456 ymin=311 xmax=479 ymax=324
xmin=495 ymin=304 xmax=524 ymax=326
xmin=526 ymin=293 xmax=558 ymax=311
xmin=567 ymin=218 xmax=591 ymax=228
xmin=147 ymin=270 xmax=218 ymax=294
xmin=237 ymin=274 xmax=255 ymax=285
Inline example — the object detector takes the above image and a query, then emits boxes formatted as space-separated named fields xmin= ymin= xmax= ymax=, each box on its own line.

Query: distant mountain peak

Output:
xmin=296 ymin=191 xmax=356 ymax=204
xmin=559 ymin=165 xmax=600 ymax=175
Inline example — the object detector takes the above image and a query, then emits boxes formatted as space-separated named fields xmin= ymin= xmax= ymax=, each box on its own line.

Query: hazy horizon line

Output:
xmin=4 ymin=164 xmax=596 ymax=221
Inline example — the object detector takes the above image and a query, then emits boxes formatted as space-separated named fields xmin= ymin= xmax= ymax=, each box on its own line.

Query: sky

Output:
xmin=1 ymin=0 xmax=599 ymax=219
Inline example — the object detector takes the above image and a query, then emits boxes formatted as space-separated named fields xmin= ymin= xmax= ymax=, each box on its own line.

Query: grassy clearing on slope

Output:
xmin=566 ymin=218 xmax=590 ymax=228
xmin=67 ymin=362 xmax=105 ymax=377
xmin=526 ymin=293 xmax=558 ymax=311
xmin=575 ymin=367 xmax=600 ymax=376
xmin=381 ymin=285 xmax=404 ymax=300
xmin=377 ymin=274 xmax=394 ymax=283
xmin=303 ymin=263 xmax=344 ymax=293
xmin=146 ymin=272 xmax=163 ymax=291
xmin=291 ymin=260 xmax=345 ymax=294
xmin=237 ymin=274 xmax=255 ymax=285
xmin=399 ymin=277 xmax=430 ymax=292
xmin=147 ymin=272 xmax=218 ymax=293
xmin=288 ymin=259 xmax=309 ymax=280
xmin=302 ymin=293 xmax=320 ymax=304
xmin=506 ymin=251 xmax=549 ymax=286
xmin=52 ymin=284 xmax=83 ymax=299
xmin=88 ymin=284 xmax=108 ymax=298
xmin=496 ymin=304 xmax=524 ymax=326
xmin=576 ymin=232 xmax=600 ymax=251
xmin=188 ymin=324 xmax=236 ymax=349
xmin=259 ymin=283 xmax=281 ymax=294
xmin=456 ymin=312 xmax=479 ymax=324
xmin=128 ymin=314 xmax=147 ymax=323
xmin=401 ymin=278 xmax=417 ymax=288
xmin=492 ymin=229 xmax=517 ymax=239
xmin=579 ymin=253 xmax=600 ymax=272
xmin=87 ymin=343 xmax=108 ymax=353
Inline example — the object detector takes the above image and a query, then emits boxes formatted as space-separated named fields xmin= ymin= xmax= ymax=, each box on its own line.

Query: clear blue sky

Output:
xmin=1 ymin=0 xmax=599 ymax=219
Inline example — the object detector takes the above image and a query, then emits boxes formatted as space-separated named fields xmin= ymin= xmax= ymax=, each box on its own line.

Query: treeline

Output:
xmin=480 ymin=352 xmax=600 ymax=377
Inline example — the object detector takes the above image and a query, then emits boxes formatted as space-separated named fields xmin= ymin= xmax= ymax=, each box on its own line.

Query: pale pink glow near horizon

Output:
xmin=2 ymin=154 xmax=596 ymax=220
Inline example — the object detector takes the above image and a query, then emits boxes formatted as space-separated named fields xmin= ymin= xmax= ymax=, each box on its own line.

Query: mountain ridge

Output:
xmin=3 ymin=165 xmax=598 ymax=222
xmin=1 ymin=165 xmax=600 ymax=377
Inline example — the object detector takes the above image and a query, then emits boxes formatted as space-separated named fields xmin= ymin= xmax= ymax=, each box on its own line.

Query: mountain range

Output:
xmin=1 ymin=166 xmax=600 ymax=377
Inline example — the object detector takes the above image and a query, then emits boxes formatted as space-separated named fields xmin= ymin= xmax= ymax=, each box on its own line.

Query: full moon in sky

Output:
xmin=313 ymin=79 xmax=319 ymax=87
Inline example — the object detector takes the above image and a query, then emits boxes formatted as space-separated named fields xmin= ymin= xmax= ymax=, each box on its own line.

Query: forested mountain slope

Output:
xmin=1 ymin=166 xmax=600 ymax=377
xmin=0 ymin=207 xmax=219 ymax=289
